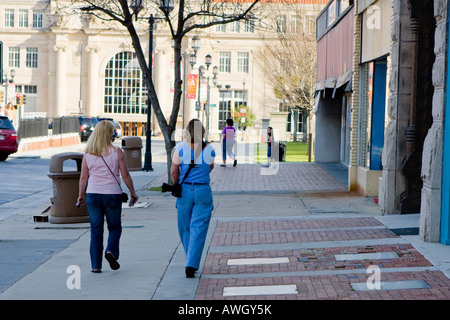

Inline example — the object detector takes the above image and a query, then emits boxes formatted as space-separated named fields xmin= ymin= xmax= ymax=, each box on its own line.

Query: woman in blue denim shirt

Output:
xmin=170 ymin=119 xmax=216 ymax=278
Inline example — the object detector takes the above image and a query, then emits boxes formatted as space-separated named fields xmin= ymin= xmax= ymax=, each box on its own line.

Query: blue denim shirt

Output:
xmin=175 ymin=142 xmax=216 ymax=184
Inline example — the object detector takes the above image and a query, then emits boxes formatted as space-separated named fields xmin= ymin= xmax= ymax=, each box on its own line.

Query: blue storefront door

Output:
xmin=370 ymin=60 xmax=387 ymax=170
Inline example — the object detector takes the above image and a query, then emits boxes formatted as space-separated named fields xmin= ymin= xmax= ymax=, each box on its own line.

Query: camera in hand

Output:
xmin=161 ymin=183 xmax=182 ymax=198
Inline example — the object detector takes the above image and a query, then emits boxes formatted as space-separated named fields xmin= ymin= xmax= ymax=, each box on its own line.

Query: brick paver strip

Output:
xmin=195 ymin=271 xmax=450 ymax=300
xmin=203 ymin=244 xmax=432 ymax=275
xmin=214 ymin=217 xmax=384 ymax=233
xmin=211 ymin=226 xmax=397 ymax=246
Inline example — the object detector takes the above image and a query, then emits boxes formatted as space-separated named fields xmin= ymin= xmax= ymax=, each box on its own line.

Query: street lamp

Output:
xmin=192 ymin=36 xmax=201 ymax=55
xmin=197 ymin=65 xmax=205 ymax=119
xmin=204 ymin=63 xmax=218 ymax=143
xmin=131 ymin=0 xmax=175 ymax=172
xmin=180 ymin=41 xmax=200 ymax=129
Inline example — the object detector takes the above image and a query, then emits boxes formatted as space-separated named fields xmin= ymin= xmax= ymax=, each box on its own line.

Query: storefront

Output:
xmin=350 ymin=0 xmax=391 ymax=196
xmin=315 ymin=0 xmax=354 ymax=165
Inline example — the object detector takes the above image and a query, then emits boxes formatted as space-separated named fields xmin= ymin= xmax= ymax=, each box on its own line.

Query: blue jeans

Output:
xmin=176 ymin=184 xmax=213 ymax=270
xmin=86 ymin=193 xmax=122 ymax=270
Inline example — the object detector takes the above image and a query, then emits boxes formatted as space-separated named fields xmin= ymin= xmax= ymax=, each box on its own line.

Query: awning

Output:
xmin=315 ymin=70 xmax=353 ymax=98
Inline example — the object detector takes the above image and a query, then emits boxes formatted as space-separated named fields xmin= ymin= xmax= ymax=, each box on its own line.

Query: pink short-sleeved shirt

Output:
xmin=85 ymin=146 xmax=122 ymax=194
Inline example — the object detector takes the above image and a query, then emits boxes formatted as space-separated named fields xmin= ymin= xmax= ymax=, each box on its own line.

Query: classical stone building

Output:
xmin=0 ymin=0 xmax=325 ymax=141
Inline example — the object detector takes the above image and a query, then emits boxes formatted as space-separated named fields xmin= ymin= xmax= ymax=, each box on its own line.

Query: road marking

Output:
xmin=223 ymin=284 xmax=298 ymax=296
xmin=335 ymin=252 xmax=399 ymax=261
xmin=227 ymin=257 xmax=290 ymax=266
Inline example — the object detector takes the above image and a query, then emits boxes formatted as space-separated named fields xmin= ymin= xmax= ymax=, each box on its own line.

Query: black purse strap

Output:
xmin=101 ymin=155 xmax=122 ymax=191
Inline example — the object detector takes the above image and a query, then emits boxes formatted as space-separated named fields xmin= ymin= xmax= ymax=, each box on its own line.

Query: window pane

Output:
xmin=26 ymin=47 xmax=38 ymax=68
xmin=244 ymin=19 xmax=255 ymax=33
xmin=104 ymin=52 xmax=145 ymax=116
xmin=275 ymin=15 xmax=286 ymax=34
xmin=19 ymin=9 xmax=28 ymax=28
xmin=219 ymin=52 xmax=231 ymax=73
xmin=8 ymin=47 xmax=20 ymax=68
xmin=230 ymin=21 xmax=240 ymax=33
xmin=237 ymin=52 xmax=249 ymax=73
xmin=33 ymin=10 xmax=43 ymax=29
xmin=5 ymin=9 xmax=14 ymax=28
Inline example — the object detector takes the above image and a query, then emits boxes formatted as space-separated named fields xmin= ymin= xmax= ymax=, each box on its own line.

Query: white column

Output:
xmin=54 ymin=45 xmax=66 ymax=116
xmin=86 ymin=46 xmax=99 ymax=116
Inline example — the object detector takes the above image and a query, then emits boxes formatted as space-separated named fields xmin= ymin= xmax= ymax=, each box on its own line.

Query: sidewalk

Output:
xmin=1 ymin=146 xmax=450 ymax=300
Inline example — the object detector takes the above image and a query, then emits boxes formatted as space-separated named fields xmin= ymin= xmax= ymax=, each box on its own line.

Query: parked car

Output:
xmin=97 ymin=117 xmax=120 ymax=141
xmin=79 ymin=116 xmax=99 ymax=142
xmin=113 ymin=121 xmax=122 ymax=138
xmin=0 ymin=116 xmax=18 ymax=161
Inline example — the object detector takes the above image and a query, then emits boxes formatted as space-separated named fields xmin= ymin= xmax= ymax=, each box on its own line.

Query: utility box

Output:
xmin=122 ymin=136 xmax=143 ymax=171
xmin=47 ymin=152 xmax=89 ymax=224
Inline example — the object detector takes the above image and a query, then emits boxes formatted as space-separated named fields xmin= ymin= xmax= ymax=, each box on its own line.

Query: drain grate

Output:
xmin=389 ymin=227 xmax=419 ymax=236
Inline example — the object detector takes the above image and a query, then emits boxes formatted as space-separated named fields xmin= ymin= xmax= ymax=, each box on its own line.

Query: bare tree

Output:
xmin=70 ymin=0 xmax=261 ymax=183
xmin=254 ymin=3 xmax=320 ymax=142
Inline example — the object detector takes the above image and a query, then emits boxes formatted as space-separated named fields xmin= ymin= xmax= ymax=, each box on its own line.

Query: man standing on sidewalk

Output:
xmin=220 ymin=118 xmax=237 ymax=168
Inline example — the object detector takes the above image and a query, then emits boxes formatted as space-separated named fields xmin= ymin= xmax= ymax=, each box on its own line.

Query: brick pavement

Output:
xmin=148 ymin=162 xmax=450 ymax=300
xmin=196 ymin=217 xmax=450 ymax=300
xmin=148 ymin=163 xmax=347 ymax=193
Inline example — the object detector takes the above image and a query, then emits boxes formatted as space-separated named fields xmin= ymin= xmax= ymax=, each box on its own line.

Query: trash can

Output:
xmin=122 ymin=136 xmax=142 ymax=171
xmin=47 ymin=152 xmax=89 ymax=224
xmin=279 ymin=142 xmax=286 ymax=162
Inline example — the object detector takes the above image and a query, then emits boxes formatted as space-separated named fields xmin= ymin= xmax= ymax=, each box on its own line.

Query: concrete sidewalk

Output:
xmin=1 ymin=154 xmax=450 ymax=300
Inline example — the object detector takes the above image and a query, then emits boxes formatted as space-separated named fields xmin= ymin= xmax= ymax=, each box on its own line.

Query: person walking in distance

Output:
xmin=220 ymin=118 xmax=237 ymax=167
xmin=170 ymin=119 xmax=216 ymax=278
xmin=5 ymin=102 xmax=16 ymax=127
xmin=263 ymin=126 xmax=275 ymax=167
xmin=77 ymin=120 xmax=138 ymax=273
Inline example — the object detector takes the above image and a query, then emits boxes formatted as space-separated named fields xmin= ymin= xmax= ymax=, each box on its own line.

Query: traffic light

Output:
xmin=0 ymin=91 xmax=3 ymax=103
xmin=22 ymin=94 xmax=26 ymax=105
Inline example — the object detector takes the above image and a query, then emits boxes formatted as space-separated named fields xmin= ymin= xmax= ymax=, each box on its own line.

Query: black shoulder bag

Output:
xmin=101 ymin=156 xmax=129 ymax=203
xmin=161 ymin=160 xmax=194 ymax=198
xmin=161 ymin=142 xmax=207 ymax=198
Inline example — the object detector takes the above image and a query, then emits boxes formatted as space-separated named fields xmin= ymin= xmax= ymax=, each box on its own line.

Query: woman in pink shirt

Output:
xmin=77 ymin=120 xmax=138 ymax=273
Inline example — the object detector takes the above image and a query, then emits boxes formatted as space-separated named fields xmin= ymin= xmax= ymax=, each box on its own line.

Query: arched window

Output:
xmin=104 ymin=51 xmax=147 ymax=115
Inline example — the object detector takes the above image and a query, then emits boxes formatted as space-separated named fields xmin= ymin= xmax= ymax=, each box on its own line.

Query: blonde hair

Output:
xmin=85 ymin=120 xmax=114 ymax=156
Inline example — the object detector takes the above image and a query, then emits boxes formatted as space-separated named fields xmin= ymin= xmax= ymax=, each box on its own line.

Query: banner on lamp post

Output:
xmin=186 ymin=74 xmax=198 ymax=99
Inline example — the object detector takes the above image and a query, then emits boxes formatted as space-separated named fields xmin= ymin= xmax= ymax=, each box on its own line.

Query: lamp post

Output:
xmin=225 ymin=84 xmax=231 ymax=122
xmin=180 ymin=39 xmax=199 ymax=129
xmin=193 ymin=53 xmax=218 ymax=141
xmin=197 ymin=65 xmax=205 ymax=119
xmin=142 ymin=13 xmax=156 ymax=172
xmin=204 ymin=61 xmax=218 ymax=143
xmin=131 ymin=0 xmax=174 ymax=172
